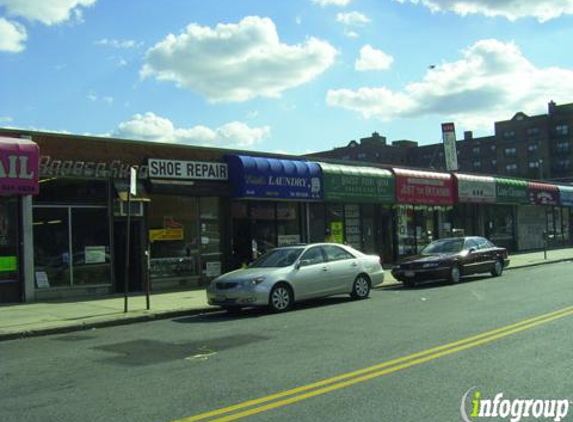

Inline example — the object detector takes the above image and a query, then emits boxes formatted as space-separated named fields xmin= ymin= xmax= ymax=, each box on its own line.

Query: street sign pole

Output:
xmin=124 ymin=167 xmax=137 ymax=313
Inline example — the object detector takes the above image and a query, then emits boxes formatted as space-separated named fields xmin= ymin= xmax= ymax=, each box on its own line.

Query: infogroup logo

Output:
xmin=461 ymin=387 xmax=570 ymax=422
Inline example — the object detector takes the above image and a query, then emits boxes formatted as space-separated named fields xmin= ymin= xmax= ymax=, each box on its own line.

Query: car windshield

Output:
xmin=249 ymin=247 xmax=304 ymax=268
xmin=420 ymin=239 xmax=464 ymax=255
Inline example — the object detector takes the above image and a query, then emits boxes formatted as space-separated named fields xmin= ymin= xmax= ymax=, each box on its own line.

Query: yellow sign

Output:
xmin=330 ymin=222 xmax=344 ymax=244
xmin=149 ymin=228 xmax=184 ymax=242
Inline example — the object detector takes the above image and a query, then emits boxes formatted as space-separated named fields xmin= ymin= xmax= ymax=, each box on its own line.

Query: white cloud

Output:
xmin=336 ymin=11 xmax=371 ymax=25
xmin=95 ymin=38 xmax=141 ymax=49
xmin=355 ymin=45 xmax=394 ymax=71
xmin=312 ymin=0 xmax=352 ymax=6
xmin=393 ymin=0 xmax=573 ymax=22
xmin=141 ymin=16 xmax=337 ymax=103
xmin=114 ymin=112 xmax=271 ymax=148
xmin=0 ymin=17 xmax=26 ymax=52
xmin=0 ymin=0 xmax=97 ymax=25
xmin=87 ymin=91 xmax=114 ymax=105
xmin=327 ymin=39 xmax=573 ymax=130
xmin=344 ymin=29 xmax=359 ymax=38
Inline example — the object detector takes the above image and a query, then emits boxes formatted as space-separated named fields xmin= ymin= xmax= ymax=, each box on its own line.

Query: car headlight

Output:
xmin=243 ymin=277 xmax=265 ymax=288
xmin=422 ymin=262 xmax=440 ymax=268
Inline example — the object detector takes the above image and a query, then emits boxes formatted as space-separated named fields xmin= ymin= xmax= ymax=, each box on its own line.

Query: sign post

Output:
xmin=124 ymin=167 xmax=137 ymax=313
xmin=441 ymin=123 xmax=459 ymax=171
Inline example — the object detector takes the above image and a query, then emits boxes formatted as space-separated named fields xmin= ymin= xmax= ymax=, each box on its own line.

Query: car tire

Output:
xmin=269 ymin=284 xmax=293 ymax=313
xmin=350 ymin=274 xmax=371 ymax=299
xmin=449 ymin=263 xmax=462 ymax=284
xmin=491 ymin=258 xmax=504 ymax=277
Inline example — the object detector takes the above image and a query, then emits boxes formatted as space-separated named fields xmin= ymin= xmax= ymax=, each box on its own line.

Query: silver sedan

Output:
xmin=207 ymin=243 xmax=385 ymax=312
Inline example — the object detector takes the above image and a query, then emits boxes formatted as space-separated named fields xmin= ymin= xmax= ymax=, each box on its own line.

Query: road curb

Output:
xmin=0 ymin=306 xmax=220 ymax=342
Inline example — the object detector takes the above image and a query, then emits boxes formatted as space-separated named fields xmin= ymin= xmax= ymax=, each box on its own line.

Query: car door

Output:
xmin=291 ymin=246 xmax=328 ymax=299
xmin=322 ymin=245 xmax=359 ymax=294
xmin=463 ymin=238 xmax=482 ymax=275
xmin=475 ymin=237 xmax=496 ymax=273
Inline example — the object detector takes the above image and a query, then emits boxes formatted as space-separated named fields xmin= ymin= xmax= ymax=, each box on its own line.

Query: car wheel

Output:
xmin=491 ymin=258 xmax=504 ymax=277
xmin=350 ymin=274 xmax=371 ymax=299
xmin=449 ymin=263 xmax=462 ymax=284
xmin=269 ymin=284 xmax=293 ymax=313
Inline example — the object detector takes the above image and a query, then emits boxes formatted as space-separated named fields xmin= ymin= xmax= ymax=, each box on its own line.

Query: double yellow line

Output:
xmin=175 ymin=305 xmax=573 ymax=422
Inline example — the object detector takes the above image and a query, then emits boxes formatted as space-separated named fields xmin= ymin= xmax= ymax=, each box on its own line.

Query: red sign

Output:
xmin=0 ymin=137 xmax=39 ymax=195
xmin=528 ymin=182 xmax=559 ymax=205
xmin=394 ymin=168 xmax=453 ymax=205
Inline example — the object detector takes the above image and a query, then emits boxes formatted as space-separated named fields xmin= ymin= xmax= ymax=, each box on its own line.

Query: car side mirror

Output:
xmin=296 ymin=259 xmax=311 ymax=269
xmin=468 ymin=248 xmax=476 ymax=254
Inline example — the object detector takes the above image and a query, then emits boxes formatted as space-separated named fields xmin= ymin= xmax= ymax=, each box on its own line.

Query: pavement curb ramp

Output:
xmin=0 ymin=257 xmax=570 ymax=342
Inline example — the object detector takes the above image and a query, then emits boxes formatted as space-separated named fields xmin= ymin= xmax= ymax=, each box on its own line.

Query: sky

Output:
xmin=2 ymin=0 xmax=573 ymax=155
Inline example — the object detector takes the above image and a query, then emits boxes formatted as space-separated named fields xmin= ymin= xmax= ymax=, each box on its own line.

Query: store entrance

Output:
xmin=0 ymin=197 xmax=22 ymax=303
xmin=114 ymin=220 xmax=144 ymax=292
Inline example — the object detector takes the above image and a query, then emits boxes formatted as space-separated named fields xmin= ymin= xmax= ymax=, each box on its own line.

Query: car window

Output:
xmin=475 ymin=238 xmax=491 ymax=250
xmin=464 ymin=239 xmax=480 ymax=250
xmin=300 ymin=247 xmax=325 ymax=265
xmin=250 ymin=247 xmax=304 ymax=268
xmin=323 ymin=245 xmax=355 ymax=262
xmin=420 ymin=238 xmax=464 ymax=254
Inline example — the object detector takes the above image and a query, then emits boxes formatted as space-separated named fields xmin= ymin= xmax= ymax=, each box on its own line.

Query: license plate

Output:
xmin=405 ymin=271 xmax=415 ymax=277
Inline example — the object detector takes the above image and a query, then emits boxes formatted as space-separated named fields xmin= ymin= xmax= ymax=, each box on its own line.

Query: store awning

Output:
xmin=454 ymin=173 xmax=496 ymax=204
xmin=226 ymin=155 xmax=322 ymax=201
xmin=528 ymin=181 xmax=559 ymax=205
xmin=114 ymin=180 xmax=150 ymax=202
xmin=392 ymin=168 xmax=453 ymax=205
xmin=319 ymin=162 xmax=394 ymax=203
xmin=0 ymin=136 xmax=39 ymax=195
xmin=558 ymin=185 xmax=573 ymax=207
xmin=495 ymin=177 xmax=529 ymax=205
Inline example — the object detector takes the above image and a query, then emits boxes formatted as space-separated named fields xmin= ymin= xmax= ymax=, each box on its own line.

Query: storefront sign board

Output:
xmin=495 ymin=178 xmax=528 ymax=205
xmin=278 ymin=234 xmax=301 ymax=246
xmin=149 ymin=228 xmax=184 ymax=242
xmin=0 ymin=137 xmax=39 ymax=195
xmin=558 ymin=186 xmax=573 ymax=206
xmin=40 ymin=155 xmax=148 ymax=180
xmin=528 ymin=182 xmax=559 ymax=205
xmin=330 ymin=222 xmax=344 ymax=244
xmin=85 ymin=246 xmax=107 ymax=264
xmin=0 ymin=256 xmax=17 ymax=272
xmin=35 ymin=271 xmax=50 ymax=288
xmin=227 ymin=155 xmax=322 ymax=201
xmin=394 ymin=169 xmax=453 ymax=205
xmin=456 ymin=174 xmax=496 ymax=204
xmin=320 ymin=163 xmax=394 ymax=203
xmin=205 ymin=261 xmax=222 ymax=277
xmin=148 ymin=159 xmax=228 ymax=181
xmin=441 ymin=123 xmax=459 ymax=171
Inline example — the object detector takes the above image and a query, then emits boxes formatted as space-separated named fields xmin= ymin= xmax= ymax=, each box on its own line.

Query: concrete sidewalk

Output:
xmin=1 ymin=247 xmax=572 ymax=341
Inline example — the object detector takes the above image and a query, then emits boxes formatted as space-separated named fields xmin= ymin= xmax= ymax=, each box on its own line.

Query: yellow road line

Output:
xmin=175 ymin=305 xmax=573 ymax=422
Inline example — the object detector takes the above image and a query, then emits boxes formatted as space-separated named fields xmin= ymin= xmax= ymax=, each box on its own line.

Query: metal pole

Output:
xmin=123 ymin=191 xmax=131 ymax=313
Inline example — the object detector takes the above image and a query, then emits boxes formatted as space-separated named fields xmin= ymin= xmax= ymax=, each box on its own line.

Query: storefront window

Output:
xmin=71 ymin=208 xmax=111 ymax=285
xmin=0 ymin=197 xmax=21 ymax=301
xmin=414 ymin=207 xmax=435 ymax=251
xmin=487 ymin=205 xmax=515 ymax=250
xmin=199 ymin=197 xmax=222 ymax=280
xmin=33 ymin=208 xmax=70 ymax=287
xmin=326 ymin=204 xmax=344 ymax=243
xmin=148 ymin=195 xmax=199 ymax=281
xmin=308 ymin=203 xmax=326 ymax=243
xmin=361 ymin=204 xmax=375 ymax=254
xmin=344 ymin=204 xmax=361 ymax=250
xmin=251 ymin=202 xmax=277 ymax=256
xmin=397 ymin=206 xmax=416 ymax=257
xmin=277 ymin=203 xmax=301 ymax=246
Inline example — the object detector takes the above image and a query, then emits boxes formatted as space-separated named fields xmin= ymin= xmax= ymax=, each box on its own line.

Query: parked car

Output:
xmin=207 ymin=243 xmax=384 ymax=312
xmin=392 ymin=236 xmax=510 ymax=287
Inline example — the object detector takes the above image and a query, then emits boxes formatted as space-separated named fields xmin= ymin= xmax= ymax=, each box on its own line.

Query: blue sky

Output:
xmin=2 ymin=0 xmax=573 ymax=154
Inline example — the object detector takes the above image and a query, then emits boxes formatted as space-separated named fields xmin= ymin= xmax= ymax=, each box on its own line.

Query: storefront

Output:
xmin=557 ymin=185 xmax=573 ymax=245
xmin=452 ymin=173 xmax=496 ymax=238
xmin=490 ymin=177 xmax=528 ymax=251
xmin=312 ymin=162 xmax=395 ymax=261
xmin=0 ymin=137 xmax=39 ymax=303
xmin=226 ymin=155 xmax=321 ymax=267
xmin=516 ymin=182 xmax=559 ymax=251
xmin=146 ymin=158 xmax=229 ymax=289
xmin=393 ymin=168 xmax=454 ymax=258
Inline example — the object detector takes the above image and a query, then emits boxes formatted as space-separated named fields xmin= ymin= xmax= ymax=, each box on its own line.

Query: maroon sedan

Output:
xmin=392 ymin=236 xmax=510 ymax=287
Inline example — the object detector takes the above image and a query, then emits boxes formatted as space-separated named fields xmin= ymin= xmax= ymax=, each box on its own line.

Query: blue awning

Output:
xmin=226 ymin=155 xmax=322 ymax=201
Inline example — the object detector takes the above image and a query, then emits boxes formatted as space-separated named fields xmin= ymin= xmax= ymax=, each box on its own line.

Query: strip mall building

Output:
xmin=0 ymin=128 xmax=572 ymax=303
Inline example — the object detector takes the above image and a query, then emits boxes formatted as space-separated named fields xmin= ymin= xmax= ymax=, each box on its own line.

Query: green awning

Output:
xmin=495 ymin=177 xmax=528 ymax=204
xmin=319 ymin=162 xmax=395 ymax=203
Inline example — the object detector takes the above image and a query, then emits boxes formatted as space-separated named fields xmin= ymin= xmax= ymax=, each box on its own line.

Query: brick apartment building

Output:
xmin=307 ymin=101 xmax=573 ymax=183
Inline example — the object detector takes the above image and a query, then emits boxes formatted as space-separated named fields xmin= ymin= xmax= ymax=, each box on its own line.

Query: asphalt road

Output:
xmin=2 ymin=261 xmax=573 ymax=422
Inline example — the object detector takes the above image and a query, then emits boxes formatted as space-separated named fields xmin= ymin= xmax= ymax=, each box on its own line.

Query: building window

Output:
xmin=342 ymin=155 xmax=350 ymax=161
xmin=527 ymin=143 xmax=538 ymax=154
xmin=472 ymin=147 xmax=480 ymax=155
xmin=357 ymin=153 xmax=366 ymax=159
xmin=504 ymin=147 xmax=517 ymax=157
xmin=527 ymin=127 xmax=540 ymax=137
xmin=491 ymin=159 xmax=497 ymax=167
xmin=528 ymin=161 xmax=540 ymax=169
xmin=473 ymin=161 xmax=481 ymax=169
xmin=490 ymin=145 xmax=496 ymax=153
xmin=556 ymin=124 xmax=569 ymax=135
xmin=558 ymin=159 xmax=571 ymax=169
xmin=503 ymin=130 xmax=515 ymax=139
xmin=505 ymin=164 xmax=518 ymax=174
xmin=556 ymin=141 xmax=570 ymax=152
